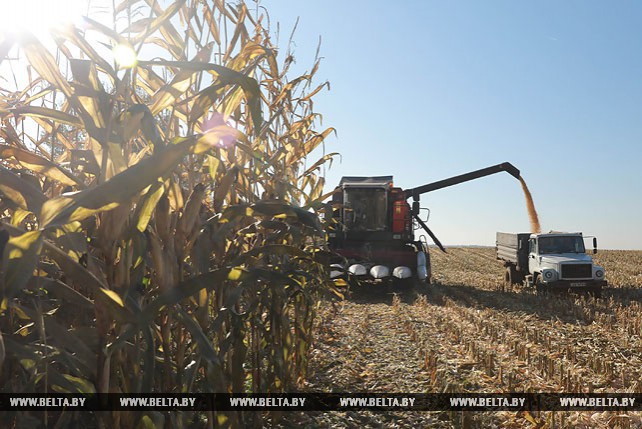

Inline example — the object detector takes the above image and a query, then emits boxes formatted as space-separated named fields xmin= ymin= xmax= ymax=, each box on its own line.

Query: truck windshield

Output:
xmin=538 ymin=236 xmax=585 ymax=254
xmin=343 ymin=188 xmax=387 ymax=231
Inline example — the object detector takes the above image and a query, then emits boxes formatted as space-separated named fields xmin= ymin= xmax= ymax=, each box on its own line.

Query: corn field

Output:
xmin=305 ymin=248 xmax=642 ymax=428
xmin=0 ymin=1 xmax=337 ymax=428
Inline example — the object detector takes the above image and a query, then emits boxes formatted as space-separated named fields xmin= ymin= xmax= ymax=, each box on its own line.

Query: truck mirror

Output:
xmin=593 ymin=237 xmax=598 ymax=254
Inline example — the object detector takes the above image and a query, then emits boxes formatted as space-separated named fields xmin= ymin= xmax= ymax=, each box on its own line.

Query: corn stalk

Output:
xmin=0 ymin=1 xmax=337 ymax=427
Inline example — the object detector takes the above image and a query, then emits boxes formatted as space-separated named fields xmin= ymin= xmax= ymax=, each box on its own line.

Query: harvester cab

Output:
xmin=328 ymin=162 xmax=521 ymax=284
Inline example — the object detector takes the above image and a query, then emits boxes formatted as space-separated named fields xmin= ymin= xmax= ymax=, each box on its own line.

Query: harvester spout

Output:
xmin=500 ymin=162 xmax=521 ymax=180
xmin=403 ymin=161 xmax=520 ymax=200
xmin=403 ymin=161 xmax=521 ymax=253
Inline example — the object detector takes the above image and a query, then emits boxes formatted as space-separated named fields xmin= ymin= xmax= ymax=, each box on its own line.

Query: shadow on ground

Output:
xmin=338 ymin=278 xmax=642 ymax=326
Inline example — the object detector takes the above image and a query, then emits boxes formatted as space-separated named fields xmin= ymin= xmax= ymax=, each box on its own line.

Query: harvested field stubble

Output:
xmin=296 ymin=248 xmax=642 ymax=428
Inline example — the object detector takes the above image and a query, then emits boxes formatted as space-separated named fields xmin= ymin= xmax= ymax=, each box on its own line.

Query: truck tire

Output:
xmin=514 ymin=270 xmax=525 ymax=285
xmin=504 ymin=267 xmax=514 ymax=291
xmin=534 ymin=273 xmax=547 ymax=295
xmin=504 ymin=265 xmax=520 ymax=291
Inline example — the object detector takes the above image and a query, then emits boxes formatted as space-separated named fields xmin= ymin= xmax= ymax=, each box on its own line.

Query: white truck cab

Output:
xmin=527 ymin=232 xmax=606 ymax=293
xmin=497 ymin=231 xmax=606 ymax=295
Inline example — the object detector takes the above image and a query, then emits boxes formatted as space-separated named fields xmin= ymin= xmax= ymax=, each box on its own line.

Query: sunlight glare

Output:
xmin=113 ymin=43 xmax=138 ymax=68
xmin=0 ymin=0 xmax=85 ymax=36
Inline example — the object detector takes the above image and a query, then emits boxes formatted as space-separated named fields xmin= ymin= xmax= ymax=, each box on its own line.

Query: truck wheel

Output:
xmin=514 ymin=271 xmax=525 ymax=285
xmin=504 ymin=266 xmax=517 ymax=291
xmin=534 ymin=273 xmax=546 ymax=295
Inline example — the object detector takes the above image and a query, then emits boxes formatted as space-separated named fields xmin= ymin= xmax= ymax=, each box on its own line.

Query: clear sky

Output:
xmin=265 ymin=0 xmax=642 ymax=250
xmin=2 ymin=1 xmax=640 ymax=249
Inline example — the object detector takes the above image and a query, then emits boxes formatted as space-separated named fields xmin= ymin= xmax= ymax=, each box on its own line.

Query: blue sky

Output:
xmin=265 ymin=0 xmax=642 ymax=250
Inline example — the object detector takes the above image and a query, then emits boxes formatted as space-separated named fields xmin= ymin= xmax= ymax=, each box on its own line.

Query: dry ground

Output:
xmin=283 ymin=248 xmax=642 ymax=428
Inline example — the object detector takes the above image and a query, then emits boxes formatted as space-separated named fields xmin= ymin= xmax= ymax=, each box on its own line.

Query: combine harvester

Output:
xmin=327 ymin=162 xmax=521 ymax=286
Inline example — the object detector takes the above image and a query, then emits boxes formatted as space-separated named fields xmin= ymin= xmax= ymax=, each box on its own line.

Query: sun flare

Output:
xmin=0 ymin=0 xmax=85 ymax=36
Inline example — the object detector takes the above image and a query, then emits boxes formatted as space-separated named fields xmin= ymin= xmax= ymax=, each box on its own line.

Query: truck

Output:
xmin=496 ymin=231 xmax=607 ymax=295
xmin=327 ymin=162 xmax=521 ymax=284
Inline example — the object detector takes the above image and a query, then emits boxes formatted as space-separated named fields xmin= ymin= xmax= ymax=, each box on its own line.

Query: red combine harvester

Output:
xmin=327 ymin=162 xmax=521 ymax=284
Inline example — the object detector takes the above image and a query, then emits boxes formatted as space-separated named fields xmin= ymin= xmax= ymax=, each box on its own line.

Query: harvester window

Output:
xmin=343 ymin=188 xmax=388 ymax=231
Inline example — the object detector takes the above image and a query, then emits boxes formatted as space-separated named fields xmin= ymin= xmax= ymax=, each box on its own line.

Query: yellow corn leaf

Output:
xmin=132 ymin=0 xmax=187 ymax=50
xmin=140 ymin=59 xmax=263 ymax=134
xmin=301 ymin=81 xmax=330 ymax=102
xmin=149 ymin=44 xmax=213 ymax=115
xmin=136 ymin=416 xmax=157 ymax=429
xmin=0 ymin=145 xmax=82 ymax=187
xmin=10 ymin=209 xmax=31 ymax=227
xmin=40 ymin=137 xmax=195 ymax=228
xmin=136 ymin=182 xmax=165 ymax=232
xmin=228 ymin=267 xmax=245 ymax=281
xmin=22 ymin=35 xmax=74 ymax=99
xmin=10 ymin=106 xmax=82 ymax=128
xmin=207 ymin=155 xmax=220 ymax=180
xmin=100 ymin=288 xmax=124 ymax=307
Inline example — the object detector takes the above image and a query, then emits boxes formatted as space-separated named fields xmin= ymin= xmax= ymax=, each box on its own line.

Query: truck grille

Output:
xmin=561 ymin=264 xmax=592 ymax=279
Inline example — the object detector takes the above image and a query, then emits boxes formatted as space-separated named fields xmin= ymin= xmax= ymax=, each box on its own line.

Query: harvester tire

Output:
xmin=424 ymin=251 xmax=432 ymax=285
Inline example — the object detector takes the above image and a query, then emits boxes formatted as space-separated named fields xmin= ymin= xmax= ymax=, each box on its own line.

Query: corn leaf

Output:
xmin=2 ymin=230 xmax=43 ymax=298
xmin=0 ymin=145 xmax=83 ymax=187
xmin=40 ymin=137 xmax=195 ymax=228
xmin=176 ymin=309 xmax=221 ymax=365
xmin=9 ymin=106 xmax=82 ymax=128
xmin=148 ymin=44 xmax=213 ymax=116
xmin=136 ymin=181 xmax=165 ymax=232
xmin=0 ymin=168 xmax=47 ymax=212
xmin=139 ymin=60 xmax=263 ymax=134
xmin=22 ymin=36 xmax=74 ymax=99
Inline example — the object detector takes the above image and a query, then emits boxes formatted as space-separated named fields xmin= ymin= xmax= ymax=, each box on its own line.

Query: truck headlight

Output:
xmin=541 ymin=269 xmax=557 ymax=282
xmin=595 ymin=270 xmax=604 ymax=278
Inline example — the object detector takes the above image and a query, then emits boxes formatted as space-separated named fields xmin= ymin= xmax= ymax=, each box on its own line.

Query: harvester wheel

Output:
xmin=393 ymin=277 xmax=414 ymax=289
xmin=425 ymin=251 xmax=432 ymax=285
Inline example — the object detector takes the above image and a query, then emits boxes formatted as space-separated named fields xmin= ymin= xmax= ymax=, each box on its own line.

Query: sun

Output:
xmin=0 ymin=0 xmax=85 ymax=37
